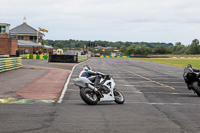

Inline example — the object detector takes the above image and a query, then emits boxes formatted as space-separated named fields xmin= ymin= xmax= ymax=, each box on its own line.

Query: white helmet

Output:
xmin=83 ymin=65 xmax=92 ymax=71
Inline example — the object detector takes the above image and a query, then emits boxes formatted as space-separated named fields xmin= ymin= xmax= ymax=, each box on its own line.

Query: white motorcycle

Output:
xmin=73 ymin=74 xmax=125 ymax=105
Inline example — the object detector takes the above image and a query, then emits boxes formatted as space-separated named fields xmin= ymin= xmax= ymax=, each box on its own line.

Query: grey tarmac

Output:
xmin=0 ymin=58 xmax=199 ymax=133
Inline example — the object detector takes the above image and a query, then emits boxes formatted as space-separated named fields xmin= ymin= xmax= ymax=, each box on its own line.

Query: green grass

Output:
xmin=152 ymin=54 xmax=200 ymax=57
xmin=130 ymin=58 xmax=200 ymax=68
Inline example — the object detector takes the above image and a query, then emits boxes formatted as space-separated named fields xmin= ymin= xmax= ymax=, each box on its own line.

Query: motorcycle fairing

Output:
xmin=73 ymin=77 xmax=92 ymax=88
xmin=100 ymin=78 xmax=115 ymax=102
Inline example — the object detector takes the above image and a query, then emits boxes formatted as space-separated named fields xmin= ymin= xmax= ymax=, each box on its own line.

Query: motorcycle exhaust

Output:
xmin=87 ymin=84 xmax=98 ymax=92
xmin=87 ymin=84 xmax=104 ymax=98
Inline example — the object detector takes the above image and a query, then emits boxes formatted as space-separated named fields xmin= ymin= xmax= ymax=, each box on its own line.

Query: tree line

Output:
xmin=43 ymin=39 xmax=200 ymax=55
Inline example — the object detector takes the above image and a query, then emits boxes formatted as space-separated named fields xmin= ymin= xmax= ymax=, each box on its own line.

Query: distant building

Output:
xmin=18 ymin=40 xmax=53 ymax=54
xmin=94 ymin=46 xmax=117 ymax=50
xmin=0 ymin=18 xmax=53 ymax=55
xmin=0 ymin=23 xmax=18 ymax=55
xmin=111 ymin=52 xmax=120 ymax=56
xmin=67 ymin=50 xmax=82 ymax=55
xmin=0 ymin=23 xmax=10 ymax=35
xmin=94 ymin=46 xmax=106 ymax=50
xmin=105 ymin=47 xmax=117 ymax=50
xmin=10 ymin=17 xmax=44 ymax=43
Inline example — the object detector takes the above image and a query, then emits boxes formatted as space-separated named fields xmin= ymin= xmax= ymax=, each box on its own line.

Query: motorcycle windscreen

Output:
xmin=183 ymin=67 xmax=193 ymax=76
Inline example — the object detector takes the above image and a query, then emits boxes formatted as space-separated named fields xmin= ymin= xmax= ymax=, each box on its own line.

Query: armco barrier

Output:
xmin=0 ymin=57 xmax=22 ymax=73
xmin=49 ymin=55 xmax=78 ymax=63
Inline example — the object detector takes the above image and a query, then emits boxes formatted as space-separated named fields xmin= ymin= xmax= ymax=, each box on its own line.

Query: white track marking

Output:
xmin=125 ymin=102 xmax=200 ymax=106
xmin=57 ymin=59 xmax=90 ymax=103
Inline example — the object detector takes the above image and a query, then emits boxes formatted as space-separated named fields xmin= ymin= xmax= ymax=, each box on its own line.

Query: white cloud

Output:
xmin=1 ymin=0 xmax=200 ymax=44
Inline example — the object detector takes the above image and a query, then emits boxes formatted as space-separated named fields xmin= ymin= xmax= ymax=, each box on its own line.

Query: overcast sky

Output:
xmin=1 ymin=0 xmax=200 ymax=45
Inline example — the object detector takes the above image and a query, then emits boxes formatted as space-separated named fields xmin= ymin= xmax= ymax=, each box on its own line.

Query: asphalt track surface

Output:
xmin=1 ymin=57 xmax=200 ymax=133
xmin=0 ymin=59 xmax=73 ymax=102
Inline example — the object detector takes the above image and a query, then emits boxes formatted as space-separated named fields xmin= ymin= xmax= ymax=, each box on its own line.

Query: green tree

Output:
xmin=54 ymin=41 xmax=65 ymax=48
xmin=153 ymin=46 xmax=169 ymax=54
xmin=103 ymin=49 xmax=113 ymax=55
xmin=133 ymin=45 xmax=152 ymax=55
xmin=176 ymin=45 xmax=185 ymax=54
xmin=127 ymin=47 xmax=134 ymax=56
xmin=119 ymin=45 xmax=127 ymax=55
xmin=188 ymin=39 xmax=200 ymax=54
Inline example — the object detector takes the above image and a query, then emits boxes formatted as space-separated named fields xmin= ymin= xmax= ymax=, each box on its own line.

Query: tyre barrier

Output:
xmin=0 ymin=55 xmax=10 ymax=58
xmin=100 ymin=55 xmax=130 ymax=58
xmin=0 ymin=57 xmax=22 ymax=73
xmin=20 ymin=54 xmax=49 ymax=59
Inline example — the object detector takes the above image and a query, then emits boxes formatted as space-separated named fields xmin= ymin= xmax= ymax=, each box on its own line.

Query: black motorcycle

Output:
xmin=183 ymin=64 xmax=200 ymax=96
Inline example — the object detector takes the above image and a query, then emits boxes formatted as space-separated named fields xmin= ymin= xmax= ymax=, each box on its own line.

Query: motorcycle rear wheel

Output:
xmin=114 ymin=89 xmax=125 ymax=104
xmin=192 ymin=82 xmax=200 ymax=97
xmin=80 ymin=87 xmax=98 ymax=105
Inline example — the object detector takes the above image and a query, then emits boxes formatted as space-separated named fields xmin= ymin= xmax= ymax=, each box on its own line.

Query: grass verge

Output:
xmin=130 ymin=58 xmax=200 ymax=68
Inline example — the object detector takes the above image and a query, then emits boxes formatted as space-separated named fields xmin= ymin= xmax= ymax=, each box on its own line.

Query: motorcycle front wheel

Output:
xmin=80 ymin=87 xmax=98 ymax=105
xmin=192 ymin=82 xmax=200 ymax=97
xmin=114 ymin=89 xmax=125 ymax=104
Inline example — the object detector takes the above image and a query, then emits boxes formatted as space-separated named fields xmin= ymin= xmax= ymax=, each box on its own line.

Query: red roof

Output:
xmin=95 ymin=46 xmax=106 ymax=49
xmin=69 ymin=50 xmax=78 ymax=53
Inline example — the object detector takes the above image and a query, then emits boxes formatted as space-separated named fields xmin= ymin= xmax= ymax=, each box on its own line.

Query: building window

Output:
xmin=25 ymin=49 xmax=29 ymax=54
xmin=18 ymin=36 xmax=24 ymax=40
xmin=30 ymin=36 xmax=37 ymax=42
xmin=0 ymin=26 xmax=6 ymax=33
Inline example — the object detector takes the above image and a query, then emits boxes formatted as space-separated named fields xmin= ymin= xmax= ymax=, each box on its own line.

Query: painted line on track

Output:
xmin=57 ymin=58 xmax=90 ymax=103
xmin=126 ymin=70 xmax=175 ymax=90
xmin=120 ymin=91 xmax=192 ymax=95
xmin=125 ymin=101 xmax=200 ymax=106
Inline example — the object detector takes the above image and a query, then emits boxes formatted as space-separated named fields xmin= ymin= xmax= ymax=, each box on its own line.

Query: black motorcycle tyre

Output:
xmin=192 ymin=82 xmax=200 ymax=97
xmin=114 ymin=89 xmax=125 ymax=104
xmin=80 ymin=87 xmax=98 ymax=105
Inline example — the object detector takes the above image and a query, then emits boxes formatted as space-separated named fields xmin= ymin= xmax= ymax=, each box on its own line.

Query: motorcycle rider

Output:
xmin=184 ymin=64 xmax=200 ymax=90
xmin=188 ymin=64 xmax=200 ymax=72
xmin=79 ymin=65 xmax=104 ymax=88
xmin=192 ymin=68 xmax=200 ymax=72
